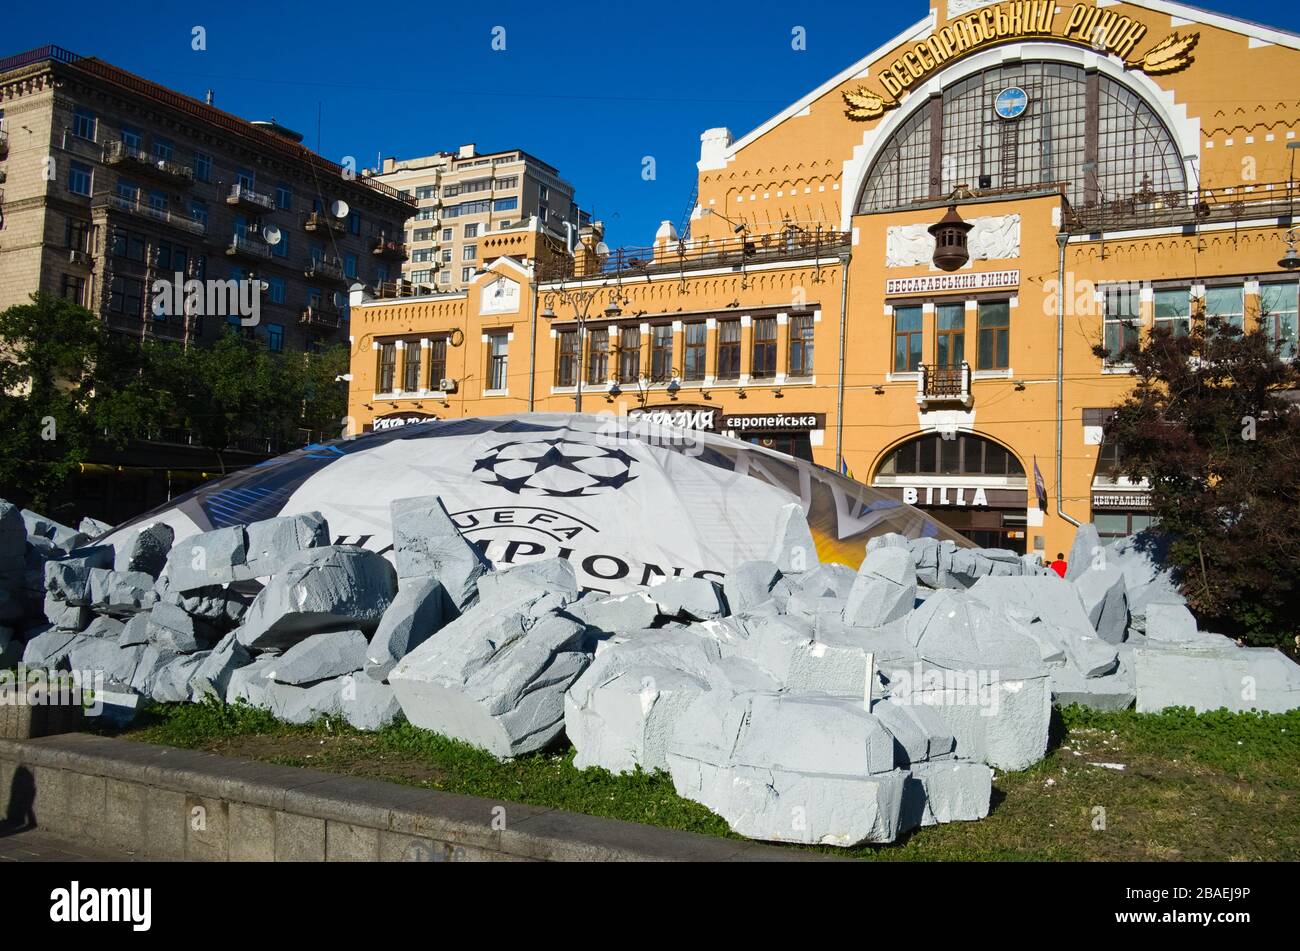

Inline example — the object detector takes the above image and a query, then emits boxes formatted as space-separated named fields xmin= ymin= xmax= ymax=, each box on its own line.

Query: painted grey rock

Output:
xmin=843 ymin=547 xmax=917 ymax=628
xmin=1050 ymin=665 xmax=1136 ymax=711
xmin=82 ymin=616 xmax=125 ymax=640
xmin=871 ymin=696 xmax=957 ymax=766
xmin=148 ymin=652 xmax=212 ymax=702
xmin=390 ymin=495 xmax=487 ymax=612
xmin=902 ymin=760 xmax=993 ymax=828
xmin=338 ymin=677 xmax=403 ymax=731
xmin=22 ymin=627 xmax=83 ymax=666
xmin=114 ymin=522 xmax=175 ymax=577
xmin=146 ymin=601 xmax=215 ymax=653
xmin=43 ymin=596 xmax=89 ymax=632
xmin=1072 ymin=563 xmax=1129 ymax=644
xmin=0 ymin=501 xmax=26 ymax=558
xmin=43 ymin=559 xmax=95 ymax=605
xmin=87 ymin=569 xmax=157 ymax=616
xmin=236 ymin=546 xmax=397 ymax=651
xmin=118 ymin=613 xmax=152 ymax=647
xmin=163 ymin=525 xmax=249 ymax=592
xmin=476 ymin=558 xmax=578 ymax=606
xmin=68 ymin=638 xmax=146 ymax=687
xmin=244 ymin=512 xmax=330 ymax=578
xmin=797 ymin=563 xmax=857 ymax=599
xmin=365 ymin=577 xmax=446 ymax=682
xmin=722 ymin=561 xmax=790 ymax=616
xmin=648 ymin=577 xmax=728 ymax=621
xmin=129 ymin=644 xmax=180 ymax=697
xmin=78 ymin=516 xmax=113 ymax=538
xmin=188 ymin=632 xmax=252 ymax=700
xmin=903 ymin=589 xmax=1043 ymax=675
xmin=1135 ymin=643 xmax=1300 ymax=714
xmin=568 ymin=589 xmax=660 ymax=633
xmin=267 ymin=628 xmax=368 ymax=685
xmin=765 ymin=502 xmax=820 ymax=574
xmin=1065 ymin=523 xmax=1103 ymax=582
xmin=225 ymin=654 xmax=280 ymax=707
xmin=390 ymin=600 xmax=591 ymax=758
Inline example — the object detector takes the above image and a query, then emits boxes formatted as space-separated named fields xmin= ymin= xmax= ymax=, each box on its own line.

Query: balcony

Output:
xmin=0 ymin=128 xmax=7 ymax=159
xmin=299 ymin=304 xmax=341 ymax=330
xmin=103 ymin=141 xmax=194 ymax=185
xmin=304 ymin=257 xmax=346 ymax=282
xmin=226 ymin=232 xmax=271 ymax=260
xmin=227 ymin=183 xmax=275 ymax=212
xmin=303 ymin=211 xmax=347 ymax=235
xmin=916 ymin=362 xmax=972 ymax=409
xmin=371 ymin=237 xmax=406 ymax=261
xmin=1063 ymin=180 xmax=1298 ymax=234
xmin=95 ymin=194 xmax=206 ymax=236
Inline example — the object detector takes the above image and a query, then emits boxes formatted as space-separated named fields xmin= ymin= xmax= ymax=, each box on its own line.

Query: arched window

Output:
xmin=857 ymin=62 xmax=1185 ymax=213
xmin=877 ymin=433 xmax=1025 ymax=480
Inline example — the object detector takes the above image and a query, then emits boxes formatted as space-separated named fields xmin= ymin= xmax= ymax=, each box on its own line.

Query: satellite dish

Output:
xmin=260 ymin=280 xmax=270 ymax=292
xmin=262 ymin=224 xmax=282 ymax=246
xmin=333 ymin=291 xmax=346 ymax=308
xmin=331 ymin=199 xmax=350 ymax=220
xmin=595 ymin=242 xmax=610 ymax=259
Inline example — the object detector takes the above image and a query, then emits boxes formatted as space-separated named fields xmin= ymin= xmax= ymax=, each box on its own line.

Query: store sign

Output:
xmin=1092 ymin=492 xmax=1152 ymax=509
xmin=722 ymin=413 xmax=827 ymax=433
xmin=372 ymin=412 xmax=439 ymax=431
xmin=627 ymin=404 xmax=721 ymax=432
xmin=842 ymin=2 xmax=1199 ymax=121
xmin=876 ymin=484 xmax=1025 ymax=508
xmin=886 ymin=270 xmax=1019 ymax=296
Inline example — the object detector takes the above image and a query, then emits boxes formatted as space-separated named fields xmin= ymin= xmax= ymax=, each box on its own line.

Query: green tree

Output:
xmin=1098 ymin=313 xmax=1300 ymax=646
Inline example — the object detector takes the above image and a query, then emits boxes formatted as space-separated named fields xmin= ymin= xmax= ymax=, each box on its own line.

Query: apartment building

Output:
xmin=0 ymin=45 xmax=415 ymax=353
xmin=374 ymin=144 xmax=586 ymax=291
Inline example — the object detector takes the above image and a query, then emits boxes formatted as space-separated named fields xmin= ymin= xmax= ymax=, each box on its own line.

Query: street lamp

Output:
xmin=541 ymin=287 xmax=623 ymax=413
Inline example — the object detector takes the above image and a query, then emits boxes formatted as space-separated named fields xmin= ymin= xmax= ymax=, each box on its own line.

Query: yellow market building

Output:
xmin=346 ymin=0 xmax=1300 ymax=560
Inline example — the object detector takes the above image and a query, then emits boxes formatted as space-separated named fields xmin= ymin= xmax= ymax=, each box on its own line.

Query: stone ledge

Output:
xmin=0 ymin=733 xmax=832 ymax=862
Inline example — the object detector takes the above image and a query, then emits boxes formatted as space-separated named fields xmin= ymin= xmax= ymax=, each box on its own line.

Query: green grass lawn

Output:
xmin=117 ymin=700 xmax=1300 ymax=860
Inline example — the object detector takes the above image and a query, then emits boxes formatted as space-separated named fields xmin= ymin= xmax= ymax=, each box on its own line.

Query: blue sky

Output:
xmin=5 ymin=0 xmax=1286 ymax=247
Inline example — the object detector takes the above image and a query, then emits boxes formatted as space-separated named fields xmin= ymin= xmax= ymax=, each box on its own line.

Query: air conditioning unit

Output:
xmin=68 ymin=249 xmax=87 ymax=265
xmin=439 ymin=378 xmax=457 ymax=393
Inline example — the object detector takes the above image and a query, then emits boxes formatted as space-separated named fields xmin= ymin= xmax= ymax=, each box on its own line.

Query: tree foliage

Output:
xmin=0 ymin=294 xmax=349 ymax=509
xmin=1098 ymin=314 xmax=1300 ymax=646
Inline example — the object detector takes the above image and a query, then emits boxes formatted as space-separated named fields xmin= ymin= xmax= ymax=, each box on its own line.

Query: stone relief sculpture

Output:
xmin=886 ymin=224 xmax=935 ymax=268
xmin=968 ymin=215 xmax=1021 ymax=261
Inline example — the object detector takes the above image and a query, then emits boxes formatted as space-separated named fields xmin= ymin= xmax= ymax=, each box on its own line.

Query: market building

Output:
xmin=346 ymin=0 xmax=1300 ymax=559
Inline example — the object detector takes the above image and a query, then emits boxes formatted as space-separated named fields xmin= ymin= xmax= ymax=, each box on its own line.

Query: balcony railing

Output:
xmin=227 ymin=232 xmax=271 ymax=259
xmin=103 ymin=141 xmax=194 ymax=184
xmin=917 ymin=362 xmax=972 ymax=408
xmin=299 ymin=304 xmax=341 ymax=329
xmin=371 ymin=237 xmax=406 ymax=260
xmin=537 ymin=228 xmax=853 ymax=283
xmin=303 ymin=211 xmax=347 ymax=234
xmin=1064 ymin=180 xmax=1297 ymax=233
xmin=227 ymin=183 xmax=275 ymax=211
xmin=305 ymin=258 xmax=346 ymax=282
xmin=96 ymin=194 xmax=206 ymax=235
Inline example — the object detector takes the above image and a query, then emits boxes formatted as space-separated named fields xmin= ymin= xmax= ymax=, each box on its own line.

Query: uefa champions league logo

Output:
xmin=473 ymin=437 xmax=638 ymax=498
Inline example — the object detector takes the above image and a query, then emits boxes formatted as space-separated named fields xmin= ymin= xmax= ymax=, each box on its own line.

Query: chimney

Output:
xmin=205 ymin=89 xmax=214 ymax=106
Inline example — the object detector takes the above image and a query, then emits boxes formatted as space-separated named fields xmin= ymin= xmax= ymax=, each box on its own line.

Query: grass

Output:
xmin=116 ymin=699 xmax=1300 ymax=860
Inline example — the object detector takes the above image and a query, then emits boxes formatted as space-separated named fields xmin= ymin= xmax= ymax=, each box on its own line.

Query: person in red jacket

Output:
xmin=1049 ymin=553 xmax=1068 ymax=578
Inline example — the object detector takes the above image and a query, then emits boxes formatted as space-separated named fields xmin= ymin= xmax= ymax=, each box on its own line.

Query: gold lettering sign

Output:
xmin=843 ymin=1 xmax=1198 ymax=121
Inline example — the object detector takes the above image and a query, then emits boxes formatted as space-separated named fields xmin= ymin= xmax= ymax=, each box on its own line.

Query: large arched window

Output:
xmin=876 ymin=433 xmax=1025 ymax=480
xmin=857 ymin=61 xmax=1185 ymax=212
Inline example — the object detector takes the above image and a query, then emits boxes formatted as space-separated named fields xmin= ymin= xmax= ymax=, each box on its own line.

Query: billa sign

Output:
xmin=843 ymin=2 xmax=1200 ymax=120
xmin=371 ymin=412 xmax=439 ymax=432
xmin=878 ymin=484 xmax=1026 ymax=508
xmin=626 ymin=404 xmax=721 ymax=431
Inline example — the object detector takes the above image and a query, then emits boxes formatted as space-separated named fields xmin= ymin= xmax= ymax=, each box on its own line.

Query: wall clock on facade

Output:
xmin=993 ymin=86 xmax=1030 ymax=120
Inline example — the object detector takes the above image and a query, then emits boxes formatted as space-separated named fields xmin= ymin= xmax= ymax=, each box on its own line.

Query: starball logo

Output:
xmin=150 ymin=273 xmax=261 ymax=327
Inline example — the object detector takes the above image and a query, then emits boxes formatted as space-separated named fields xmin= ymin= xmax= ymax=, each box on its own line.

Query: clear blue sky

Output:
xmin=4 ymin=0 xmax=1286 ymax=248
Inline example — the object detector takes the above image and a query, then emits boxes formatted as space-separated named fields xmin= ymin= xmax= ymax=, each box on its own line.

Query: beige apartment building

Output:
xmin=0 ymin=45 xmax=415 ymax=354
xmin=374 ymin=144 xmax=587 ymax=292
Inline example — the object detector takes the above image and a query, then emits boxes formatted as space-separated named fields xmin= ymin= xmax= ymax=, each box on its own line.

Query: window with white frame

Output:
xmin=1103 ymin=284 xmax=1141 ymax=362
xmin=1261 ymin=282 xmax=1299 ymax=360
xmin=1204 ymin=284 xmax=1244 ymax=334
xmin=1153 ymin=287 xmax=1191 ymax=337
xmin=488 ymin=333 xmax=509 ymax=391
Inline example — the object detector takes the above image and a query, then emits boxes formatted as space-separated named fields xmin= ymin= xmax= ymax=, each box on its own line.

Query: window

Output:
xmin=271 ymin=233 xmax=288 ymax=258
xmin=1094 ymin=512 xmax=1157 ymax=540
xmin=442 ymin=228 xmax=453 ymax=241
xmin=148 ymin=190 xmax=167 ymax=213
xmin=618 ymin=326 xmax=641 ymax=383
xmin=977 ymin=300 xmax=1010 ymax=370
xmin=1204 ymin=285 xmax=1244 ymax=334
xmin=116 ymin=179 xmax=139 ymax=202
xmin=413 ymin=228 xmax=435 ymax=242
xmin=155 ymin=242 xmax=188 ymax=274
xmin=267 ymin=277 xmax=285 ymax=304
xmin=893 ymin=305 xmax=923 ymax=372
xmin=683 ymin=322 xmax=707 ymax=381
xmin=494 ymin=197 xmax=518 ymax=212
xmin=463 ymin=178 xmax=492 ymax=194
xmin=416 ymin=208 xmax=438 ymax=221
xmin=440 ymin=249 xmax=453 ymax=263
xmin=377 ymin=343 xmax=397 ymax=392
xmin=276 ymin=183 xmax=293 ymax=210
xmin=788 ymin=314 xmax=814 ymax=377
xmin=72 ymin=107 xmax=96 ymax=141
xmin=539 ymin=185 xmax=550 ymax=200
xmin=112 ymin=229 xmax=146 ymax=263
xmin=488 ymin=334 xmax=509 ymax=391
xmin=935 ymin=303 xmax=965 ymax=367
xmin=879 ymin=433 xmax=1025 ymax=478
xmin=109 ymin=276 xmax=144 ymax=316
xmin=587 ymin=328 xmax=609 ymax=385
xmin=236 ymin=168 xmax=255 ymax=190
xmin=119 ymin=125 xmax=142 ymax=150
xmin=65 ymin=217 xmax=90 ymax=252
xmin=1103 ymin=285 xmax=1140 ymax=362
xmin=61 ymin=274 xmax=86 ymax=306
xmin=192 ymin=152 xmax=211 ymax=182
xmin=716 ymin=319 xmax=741 ymax=380
xmin=344 ymin=254 xmax=358 ymax=278
xmin=189 ymin=199 xmax=208 ymax=229
xmin=461 ymin=267 xmax=474 ymax=282
xmin=1153 ymin=288 xmax=1191 ymax=337
xmin=152 ymin=137 xmax=174 ymax=162
xmin=463 ymin=224 xmax=479 ymax=238
xmin=751 ymin=317 xmax=777 ymax=379
xmin=1261 ymin=282 xmax=1299 ymax=360
xmin=68 ymin=162 xmax=92 ymax=196
xmin=403 ymin=342 xmax=422 ymax=392
xmin=439 ymin=271 xmax=450 ymax=285
xmin=495 ymin=176 xmax=518 ymax=190
xmin=348 ymin=211 xmax=360 ymax=235
xmin=427 ymin=338 xmax=447 ymax=388
xmin=411 ymin=269 xmax=433 ymax=284
xmin=266 ymin=324 xmax=284 ymax=352
xmin=415 ymin=185 xmax=437 ymax=200
xmin=556 ymin=330 xmax=579 ymax=386
xmin=651 ymin=325 xmax=674 ymax=382
xmin=463 ymin=244 xmax=477 ymax=261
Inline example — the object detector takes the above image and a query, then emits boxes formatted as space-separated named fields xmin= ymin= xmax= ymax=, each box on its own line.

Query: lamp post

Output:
xmin=541 ymin=287 xmax=622 ymax=413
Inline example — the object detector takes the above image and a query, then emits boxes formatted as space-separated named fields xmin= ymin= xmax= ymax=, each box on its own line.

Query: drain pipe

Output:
xmin=1055 ymin=232 xmax=1081 ymax=529
xmin=835 ymin=249 xmax=852 ymax=474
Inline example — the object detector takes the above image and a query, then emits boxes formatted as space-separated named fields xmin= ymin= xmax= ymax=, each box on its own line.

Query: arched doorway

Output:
xmin=873 ymin=431 xmax=1030 ymax=552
